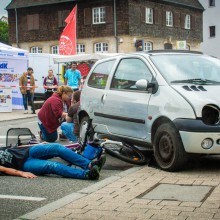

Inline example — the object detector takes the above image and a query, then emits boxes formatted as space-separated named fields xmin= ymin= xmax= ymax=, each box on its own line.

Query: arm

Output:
xmin=64 ymin=78 xmax=67 ymax=85
xmin=0 ymin=166 xmax=37 ymax=178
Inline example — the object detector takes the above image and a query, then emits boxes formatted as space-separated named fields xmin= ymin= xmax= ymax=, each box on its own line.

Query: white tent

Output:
xmin=53 ymin=53 xmax=122 ymax=64
xmin=0 ymin=42 xmax=29 ymax=111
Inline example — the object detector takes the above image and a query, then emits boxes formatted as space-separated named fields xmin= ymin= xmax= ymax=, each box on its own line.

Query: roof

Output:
xmin=6 ymin=0 xmax=75 ymax=10
xmin=159 ymin=0 xmax=204 ymax=10
xmin=6 ymin=0 xmax=204 ymax=10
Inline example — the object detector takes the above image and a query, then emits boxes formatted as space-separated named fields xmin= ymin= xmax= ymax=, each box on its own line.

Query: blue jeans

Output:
xmin=22 ymin=91 xmax=35 ymax=111
xmin=38 ymin=122 xmax=58 ymax=142
xmin=61 ymin=122 xmax=77 ymax=142
xmin=22 ymin=143 xmax=91 ymax=179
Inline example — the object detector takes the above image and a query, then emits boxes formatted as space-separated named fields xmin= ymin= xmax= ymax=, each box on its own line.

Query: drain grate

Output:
xmin=141 ymin=184 xmax=213 ymax=202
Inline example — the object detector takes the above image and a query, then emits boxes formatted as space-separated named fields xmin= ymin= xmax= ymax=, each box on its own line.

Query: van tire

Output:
xmin=153 ymin=123 xmax=188 ymax=172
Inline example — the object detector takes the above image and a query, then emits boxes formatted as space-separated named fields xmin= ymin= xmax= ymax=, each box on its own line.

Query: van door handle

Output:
xmin=101 ymin=94 xmax=106 ymax=104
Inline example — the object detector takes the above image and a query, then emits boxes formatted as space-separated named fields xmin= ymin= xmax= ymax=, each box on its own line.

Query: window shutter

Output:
xmin=180 ymin=13 xmax=185 ymax=28
xmin=154 ymin=8 xmax=160 ymax=25
xmin=140 ymin=7 xmax=145 ymax=23
xmin=173 ymin=12 xmax=180 ymax=28
xmin=27 ymin=14 xmax=33 ymax=30
xmin=84 ymin=8 xmax=92 ymax=25
xmin=191 ymin=15 xmax=195 ymax=30
xmin=106 ymin=6 xmax=113 ymax=23
xmin=58 ymin=11 xmax=63 ymax=27
xmin=33 ymin=14 xmax=39 ymax=30
xmin=162 ymin=10 xmax=166 ymax=26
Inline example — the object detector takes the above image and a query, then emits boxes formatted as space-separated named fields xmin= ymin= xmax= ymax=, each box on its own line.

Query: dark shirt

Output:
xmin=0 ymin=147 xmax=30 ymax=170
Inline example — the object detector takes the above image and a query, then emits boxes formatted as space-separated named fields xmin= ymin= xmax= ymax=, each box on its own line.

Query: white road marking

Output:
xmin=0 ymin=195 xmax=46 ymax=201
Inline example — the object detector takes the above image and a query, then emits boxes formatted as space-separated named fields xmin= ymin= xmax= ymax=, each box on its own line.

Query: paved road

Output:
xmin=0 ymin=118 xmax=135 ymax=219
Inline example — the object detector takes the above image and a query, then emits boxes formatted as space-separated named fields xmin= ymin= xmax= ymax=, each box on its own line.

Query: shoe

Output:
xmin=31 ymin=111 xmax=36 ymax=114
xmin=59 ymin=133 xmax=68 ymax=141
xmin=24 ymin=110 xmax=28 ymax=114
xmin=90 ymin=155 xmax=106 ymax=172
xmin=85 ymin=165 xmax=99 ymax=180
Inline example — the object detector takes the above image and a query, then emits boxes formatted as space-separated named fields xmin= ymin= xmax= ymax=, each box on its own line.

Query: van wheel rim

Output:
xmin=158 ymin=134 xmax=173 ymax=162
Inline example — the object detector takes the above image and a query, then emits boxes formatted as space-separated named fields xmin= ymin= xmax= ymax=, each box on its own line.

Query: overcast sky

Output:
xmin=0 ymin=0 xmax=11 ymax=17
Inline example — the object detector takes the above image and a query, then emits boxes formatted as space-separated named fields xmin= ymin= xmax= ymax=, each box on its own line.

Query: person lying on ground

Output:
xmin=0 ymin=143 xmax=106 ymax=180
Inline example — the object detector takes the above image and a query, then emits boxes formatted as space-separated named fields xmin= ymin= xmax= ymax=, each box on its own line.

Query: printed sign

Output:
xmin=0 ymin=87 xmax=12 ymax=112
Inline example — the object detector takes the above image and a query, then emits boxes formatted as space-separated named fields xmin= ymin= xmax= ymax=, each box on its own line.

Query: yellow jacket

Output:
xmin=19 ymin=73 xmax=35 ymax=94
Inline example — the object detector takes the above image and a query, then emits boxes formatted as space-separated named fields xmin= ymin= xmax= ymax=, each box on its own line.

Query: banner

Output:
xmin=0 ymin=57 xmax=28 ymax=110
xmin=0 ymin=87 xmax=12 ymax=112
xmin=59 ymin=5 xmax=77 ymax=55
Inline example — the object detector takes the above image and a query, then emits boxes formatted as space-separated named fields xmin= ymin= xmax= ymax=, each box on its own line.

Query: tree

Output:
xmin=0 ymin=20 xmax=9 ymax=44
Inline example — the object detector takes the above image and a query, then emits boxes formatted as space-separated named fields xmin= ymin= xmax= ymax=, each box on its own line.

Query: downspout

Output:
xmin=113 ymin=0 xmax=118 ymax=53
xmin=15 ymin=8 xmax=19 ymax=48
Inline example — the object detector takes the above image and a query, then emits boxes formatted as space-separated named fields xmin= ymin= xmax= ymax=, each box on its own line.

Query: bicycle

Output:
xmin=79 ymin=119 xmax=148 ymax=165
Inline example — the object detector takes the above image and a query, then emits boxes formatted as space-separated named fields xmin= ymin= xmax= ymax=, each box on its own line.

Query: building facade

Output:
xmin=199 ymin=0 xmax=220 ymax=59
xmin=6 ymin=0 xmax=204 ymax=54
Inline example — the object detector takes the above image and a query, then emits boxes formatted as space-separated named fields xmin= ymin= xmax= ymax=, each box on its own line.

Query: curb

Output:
xmin=17 ymin=166 xmax=144 ymax=220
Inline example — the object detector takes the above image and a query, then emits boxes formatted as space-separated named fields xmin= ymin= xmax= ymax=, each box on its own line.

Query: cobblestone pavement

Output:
xmin=31 ymin=164 xmax=220 ymax=220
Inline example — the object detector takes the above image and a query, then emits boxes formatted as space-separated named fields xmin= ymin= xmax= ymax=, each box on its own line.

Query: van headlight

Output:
xmin=202 ymin=105 xmax=220 ymax=125
xmin=201 ymin=138 xmax=213 ymax=149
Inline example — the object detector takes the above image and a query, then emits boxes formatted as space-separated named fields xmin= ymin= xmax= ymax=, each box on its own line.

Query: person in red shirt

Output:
xmin=38 ymin=85 xmax=73 ymax=142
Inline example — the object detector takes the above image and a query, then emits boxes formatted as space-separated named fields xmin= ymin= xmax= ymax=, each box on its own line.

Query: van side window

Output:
xmin=111 ymin=58 xmax=152 ymax=90
xmin=88 ymin=60 xmax=116 ymax=89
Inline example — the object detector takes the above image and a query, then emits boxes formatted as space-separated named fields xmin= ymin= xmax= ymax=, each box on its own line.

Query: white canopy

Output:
xmin=53 ymin=53 xmax=122 ymax=64
xmin=0 ymin=42 xmax=28 ymax=58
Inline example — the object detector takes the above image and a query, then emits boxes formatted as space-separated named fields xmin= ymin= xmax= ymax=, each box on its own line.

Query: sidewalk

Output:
xmin=3 ymin=110 xmax=220 ymax=220
xmin=0 ymin=109 xmax=39 ymax=122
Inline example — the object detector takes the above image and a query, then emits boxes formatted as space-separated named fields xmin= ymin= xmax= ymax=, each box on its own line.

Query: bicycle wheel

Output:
xmin=98 ymin=134 xmax=148 ymax=165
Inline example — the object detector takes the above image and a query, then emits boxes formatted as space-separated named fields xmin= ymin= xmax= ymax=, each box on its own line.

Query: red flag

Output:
xmin=59 ymin=5 xmax=77 ymax=55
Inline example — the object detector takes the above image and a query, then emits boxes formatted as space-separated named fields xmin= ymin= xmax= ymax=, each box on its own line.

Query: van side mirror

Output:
xmin=136 ymin=79 xmax=148 ymax=90
xmin=136 ymin=79 xmax=158 ymax=94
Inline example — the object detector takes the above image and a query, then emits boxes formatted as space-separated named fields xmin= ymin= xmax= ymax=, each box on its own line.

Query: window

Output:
xmin=93 ymin=7 xmax=106 ymax=24
xmin=164 ymin=43 xmax=173 ymax=49
xmin=185 ymin=14 xmax=190 ymax=29
xmin=30 ymin=47 xmax=42 ymax=53
xmin=146 ymin=8 xmax=153 ymax=24
xmin=77 ymin=44 xmax=85 ymax=54
xmin=27 ymin=14 xmax=39 ymax=30
xmin=209 ymin=26 xmax=216 ymax=37
xmin=51 ymin=46 xmax=59 ymax=54
xmin=88 ymin=60 xmax=116 ymax=89
xmin=209 ymin=0 xmax=215 ymax=7
xmin=166 ymin=11 xmax=173 ymax=27
xmin=95 ymin=43 xmax=108 ymax=53
xmin=111 ymin=58 xmax=152 ymax=90
xmin=144 ymin=42 xmax=153 ymax=51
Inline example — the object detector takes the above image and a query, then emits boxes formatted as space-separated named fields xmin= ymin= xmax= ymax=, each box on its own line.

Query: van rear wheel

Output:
xmin=153 ymin=123 xmax=188 ymax=171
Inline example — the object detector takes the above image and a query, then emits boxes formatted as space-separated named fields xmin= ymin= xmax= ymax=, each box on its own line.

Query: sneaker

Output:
xmin=59 ymin=133 xmax=68 ymax=141
xmin=85 ymin=165 xmax=99 ymax=180
xmin=90 ymin=155 xmax=106 ymax=172
xmin=24 ymin=110 xmax=28 ymax=114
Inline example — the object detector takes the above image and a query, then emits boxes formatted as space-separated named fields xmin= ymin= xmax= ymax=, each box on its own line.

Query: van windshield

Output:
xmin=150 ymin=54 xmax=220 ymax=85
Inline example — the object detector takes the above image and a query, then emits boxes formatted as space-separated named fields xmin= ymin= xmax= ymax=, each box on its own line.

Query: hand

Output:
xmin=21 ymin=171 xmax=37 ymax=179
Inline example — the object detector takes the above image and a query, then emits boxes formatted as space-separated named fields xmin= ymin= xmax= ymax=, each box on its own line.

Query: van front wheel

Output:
xmin=153 ymin=123 xmax=188 ymax=172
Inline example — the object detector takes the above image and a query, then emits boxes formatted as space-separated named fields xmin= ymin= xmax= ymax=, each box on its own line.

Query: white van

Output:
xmin=28 ymin=53 xmax=63 ymax=100
xmin=78 ymin=51 xmax=220 ymax=171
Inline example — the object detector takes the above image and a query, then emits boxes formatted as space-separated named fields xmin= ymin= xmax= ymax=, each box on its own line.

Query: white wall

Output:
xmin=199 ymin=0 xmax=220 ymax=59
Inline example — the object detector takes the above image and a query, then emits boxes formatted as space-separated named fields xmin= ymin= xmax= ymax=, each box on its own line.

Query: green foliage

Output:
xmin=0 ymin=20 xmax=9 ymax=44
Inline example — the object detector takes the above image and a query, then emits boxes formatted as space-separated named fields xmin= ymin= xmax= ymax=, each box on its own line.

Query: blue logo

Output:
xmin=0 ymin=63 xmax=8 ymax=69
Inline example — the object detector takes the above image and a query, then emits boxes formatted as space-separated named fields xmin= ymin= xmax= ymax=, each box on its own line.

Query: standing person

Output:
xmin=0 ymin=143 xmax=106 ymax=180
xmin=38 ymin=85 xmax=73 ymax=142
xmin=61 ymin=91 xmax=81 ymax=142
xmin=64 ymin=62 xmax=82 ymax=91
xmin=19 ymin=67 xmax=35 ymax=114
xmin=43 ymin=69 xmax=58 ymax=100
